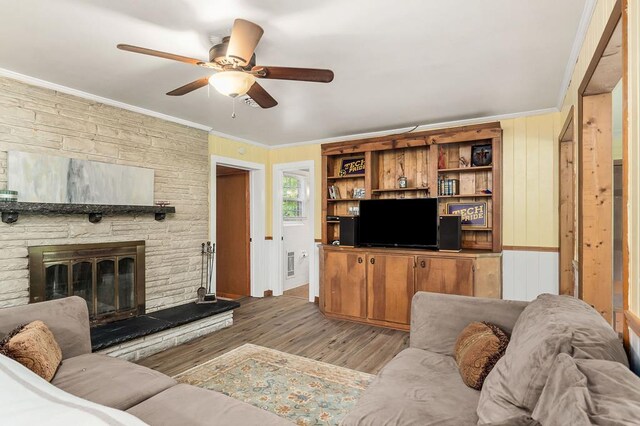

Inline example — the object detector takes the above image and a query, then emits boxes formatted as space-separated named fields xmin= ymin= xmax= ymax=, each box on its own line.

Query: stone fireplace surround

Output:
xmin=0 ymin=76 xmax=246 ymax=358
xmin=0 ymin=76 xmax=211 ymax=313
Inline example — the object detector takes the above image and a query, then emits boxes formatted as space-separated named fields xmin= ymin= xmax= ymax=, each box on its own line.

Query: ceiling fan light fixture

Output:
xmin=208 ymin=71 xmax=256 ymax=98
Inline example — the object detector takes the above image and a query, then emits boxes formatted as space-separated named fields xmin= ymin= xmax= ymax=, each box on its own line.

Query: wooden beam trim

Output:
xmin=503 ymin=245 xmax=559 ymax=253
xmin=559 ymin=105 xmax=575 ymax=143
xmin=578 ymin=0 xmax=622 ymax=96
xmin=624 ymin=310 xmax=640 ymax=338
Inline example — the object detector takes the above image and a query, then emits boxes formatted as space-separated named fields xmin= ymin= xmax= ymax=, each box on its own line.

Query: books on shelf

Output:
xmin=438 ymin=177 xmax=459 ymax=196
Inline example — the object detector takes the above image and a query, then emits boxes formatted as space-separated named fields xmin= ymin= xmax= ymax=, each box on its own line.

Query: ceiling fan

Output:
xmin=117 ymin=18 xmax=334 ymax=109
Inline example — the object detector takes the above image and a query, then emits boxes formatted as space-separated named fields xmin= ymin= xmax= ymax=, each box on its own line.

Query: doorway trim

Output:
xmin=210 ymin=155 xmax=266 ymax=298
xmin=272 ymin=160 xmax=316 ymax=302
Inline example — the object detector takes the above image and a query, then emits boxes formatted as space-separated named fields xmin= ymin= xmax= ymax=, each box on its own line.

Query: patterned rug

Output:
xmin=173 ymin=344 xmax=374 ymax=425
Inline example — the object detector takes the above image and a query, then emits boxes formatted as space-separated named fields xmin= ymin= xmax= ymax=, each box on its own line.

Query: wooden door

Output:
xmin=323 ymin=250 xmax=366 ymax=318
xmin=367 ymin=254 xmax=415 ymax=325
xmin=415 ymin=257 xmax=474 ymax=296
xmin=216 ymin=168 xmax=250 ymax=299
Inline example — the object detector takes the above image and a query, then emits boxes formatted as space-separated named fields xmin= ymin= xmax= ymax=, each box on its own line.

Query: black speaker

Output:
xmin=339 ymin=216 xmax=360 ymax=247
xmin=439 ymin=215 xmax=462 ymax=252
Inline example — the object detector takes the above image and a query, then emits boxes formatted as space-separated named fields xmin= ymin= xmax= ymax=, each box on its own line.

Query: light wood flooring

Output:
xmin=137 ymin=295 xmax=409 ymax=376
xmin=282 ymin=283 xmax=309 ymax=299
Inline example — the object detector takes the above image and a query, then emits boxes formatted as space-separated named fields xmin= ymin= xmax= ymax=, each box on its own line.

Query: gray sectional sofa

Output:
xmin=0 ymin=296 xmax=291 ymax=426
xmin=341 ymin=292 xmax=638 ymax=425
xmin=2 ymin=292 xmax=637 ymax=425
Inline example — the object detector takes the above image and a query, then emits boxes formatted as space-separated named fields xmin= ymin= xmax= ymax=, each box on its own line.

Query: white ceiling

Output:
xmin=0 ymin=0 xmax=589 ymax=146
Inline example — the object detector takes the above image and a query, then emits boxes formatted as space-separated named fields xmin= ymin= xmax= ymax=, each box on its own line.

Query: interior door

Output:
xmin=367 ymin=254 xmax=415 ymax=324
xmin=415 ymin=257 xmax=474 ymax=296
xmin=216 ymin=167 xmax=250 ymax=299
xmin=323 ymin=250 xmax=366 ymax=318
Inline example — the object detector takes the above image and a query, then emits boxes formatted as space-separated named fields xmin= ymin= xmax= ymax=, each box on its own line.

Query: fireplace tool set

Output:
xmin=196 ymin=241 xmax=217 ymax=304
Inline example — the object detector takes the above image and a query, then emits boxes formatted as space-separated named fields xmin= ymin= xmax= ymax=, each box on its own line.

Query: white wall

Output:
xmin=502 ymin=250 xmax=559 ymax=301
xmin=283 ymin=220 xmax=311 ymax=290
xmin=282 ymin=171 xmax=312 ymax=290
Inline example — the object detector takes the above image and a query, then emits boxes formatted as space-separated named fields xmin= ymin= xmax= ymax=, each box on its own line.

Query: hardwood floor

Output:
xmin=137 ymin=296 xmax=409 ymax=376
xmin=283 ymin=283 xmax=309 ymax=299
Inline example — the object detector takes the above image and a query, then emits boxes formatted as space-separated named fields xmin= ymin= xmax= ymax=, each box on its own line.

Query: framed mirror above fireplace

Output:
xmin=28 ymin=241 xmax=145 ymax=325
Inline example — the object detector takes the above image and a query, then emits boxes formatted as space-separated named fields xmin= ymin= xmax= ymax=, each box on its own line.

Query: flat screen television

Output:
xmin=358 ymin=198 xmax=438 ymax=249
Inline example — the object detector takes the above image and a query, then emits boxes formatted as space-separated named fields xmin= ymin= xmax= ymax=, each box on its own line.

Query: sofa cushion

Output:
xmin=0 ymin=354 xmax=146 ymax=425
xmin=341 ymin=348 xmax=480 ymax=426
xmin=532 ymin=353 xmax=640 ymax=425
xmin=477 ymin=294 xmax=628 ymax=423
xmin=454 ymin=322 xmax=509 ymax=390
xmin=52 ymin=353 xmax=176 ymax=411
xmin=127 ymin=383 xmax=292 ymax=426
xmin=0 ymin=320 xmax=62 ymax=382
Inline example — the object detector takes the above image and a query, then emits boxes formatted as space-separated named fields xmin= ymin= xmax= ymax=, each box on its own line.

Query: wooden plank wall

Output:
xmin=502 ymin=113 xmax=563 ymax=249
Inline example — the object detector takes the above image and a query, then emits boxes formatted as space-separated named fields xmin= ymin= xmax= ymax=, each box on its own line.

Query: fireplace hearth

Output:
xmin=28 ymin=241 xmax=145 ymax=324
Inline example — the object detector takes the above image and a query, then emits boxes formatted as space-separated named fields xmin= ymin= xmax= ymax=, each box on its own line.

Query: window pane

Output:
xmin=97 ymin=260 xmax=116 ymax=314
xmin=45 ymin=264 xmax=68 ymax=300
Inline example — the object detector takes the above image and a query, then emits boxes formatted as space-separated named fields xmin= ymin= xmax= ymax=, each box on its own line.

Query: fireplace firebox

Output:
xmin=28 ymin=241 xmax=145 ymax=324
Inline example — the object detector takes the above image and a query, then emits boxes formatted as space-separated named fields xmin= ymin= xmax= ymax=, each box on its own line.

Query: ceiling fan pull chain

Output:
xmin=231 ymin=97 xmax=237 ymax=119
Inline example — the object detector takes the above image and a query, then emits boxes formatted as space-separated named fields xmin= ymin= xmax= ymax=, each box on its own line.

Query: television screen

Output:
xmin=358 ymin=198 xmax=439 ymax=249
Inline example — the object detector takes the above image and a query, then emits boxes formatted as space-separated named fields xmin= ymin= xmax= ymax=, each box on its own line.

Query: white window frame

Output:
xmin=282 ymin=172 xmax=307 ymax=222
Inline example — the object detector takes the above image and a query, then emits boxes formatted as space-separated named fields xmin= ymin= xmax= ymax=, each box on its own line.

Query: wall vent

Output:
xmin=287 ymin=251 xmax=295 ymax=277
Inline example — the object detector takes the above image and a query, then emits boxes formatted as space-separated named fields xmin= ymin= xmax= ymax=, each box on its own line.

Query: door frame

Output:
xmin=272 ymin=160 xmax=316 ymax=302
xmin=210 ymin=155 xmax=266 ymax=298
xmin=576 ymin=1 xmax=623 ymax=325
xmin=558 ymin=106 xmax=575 ymax=296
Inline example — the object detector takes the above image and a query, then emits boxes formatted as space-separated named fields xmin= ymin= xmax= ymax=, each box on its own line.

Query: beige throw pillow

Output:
xmin=0 ymin=320 xmax=63 ymax=382
xmin=454 ymin=321 xmax=509 ymax=390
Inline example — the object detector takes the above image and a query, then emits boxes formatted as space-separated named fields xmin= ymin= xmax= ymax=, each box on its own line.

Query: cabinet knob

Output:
xmin=420 ymin=260 xmax=426 ymax=268
xmin=370 ymin=258 xmax=375 ymax=265
xmin=357 ymin=257 xmax=363 ymax=263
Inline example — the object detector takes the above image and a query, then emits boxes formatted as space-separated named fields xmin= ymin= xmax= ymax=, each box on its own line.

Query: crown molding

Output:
xmin=268 ymin=107 xmax=560 ymax=148
xmin=556 ymin=0 xmax=598 ymax=109
xmin=0 ymin=67 xmax=213 ymax=132
xmin=0 ymin=67 xmax=560 ymax=150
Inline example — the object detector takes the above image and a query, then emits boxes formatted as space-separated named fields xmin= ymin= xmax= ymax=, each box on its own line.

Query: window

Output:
xmin=282 ymin=174 xmax=306 ymax=220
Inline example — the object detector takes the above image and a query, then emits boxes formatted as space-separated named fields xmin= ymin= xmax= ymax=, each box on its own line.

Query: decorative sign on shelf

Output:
xmin=446 ymin=201 xmax=488 ymax=229
xmin=471 ymin=144 xmax=492 ymax=167
xmin=338 ymin=156 xmax=365 ymax=176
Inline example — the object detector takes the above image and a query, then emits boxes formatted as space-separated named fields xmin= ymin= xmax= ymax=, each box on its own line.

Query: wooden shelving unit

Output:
xmin=321 ymin=122 xmax=502 ymax=252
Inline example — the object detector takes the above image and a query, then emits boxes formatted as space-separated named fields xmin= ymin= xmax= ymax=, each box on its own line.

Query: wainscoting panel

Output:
xmin=503 ymin=249 xmax=559 ymax=301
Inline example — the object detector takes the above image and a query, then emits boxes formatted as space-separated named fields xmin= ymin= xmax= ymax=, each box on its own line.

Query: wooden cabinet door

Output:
xmin=323 ymin=251 xmax=367 ymax=319
xmin=415 ymin=257 xmax=474 ymax=296
xmin=367 ymin=254 xmax=415 ymax=324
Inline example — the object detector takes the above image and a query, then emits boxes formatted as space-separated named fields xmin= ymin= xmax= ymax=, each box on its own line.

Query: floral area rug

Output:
xmin=173 ymin=343 xmax=374 ymax=426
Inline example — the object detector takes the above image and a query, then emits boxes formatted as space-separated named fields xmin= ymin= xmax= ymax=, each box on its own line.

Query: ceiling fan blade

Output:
xmin=226 ymin=19 xmax=264 ymax=67
xmin=166 ymin=77 xmax=210 ymax=96
xmin=117 ymin=44 xmax=208 ymax=67
xmin=247 ymin=82 xmax=278 ymax=108
xmin=254 ymin=66 xmax=334 ymax=83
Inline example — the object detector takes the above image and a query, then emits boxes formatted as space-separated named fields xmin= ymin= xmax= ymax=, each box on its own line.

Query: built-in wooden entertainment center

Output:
xmin=319 ymin=123 xmax=503 ymax=330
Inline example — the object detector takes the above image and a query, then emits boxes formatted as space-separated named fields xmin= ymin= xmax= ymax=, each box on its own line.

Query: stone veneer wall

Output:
xmin=0 ymin=76 xmax=209 ymax=311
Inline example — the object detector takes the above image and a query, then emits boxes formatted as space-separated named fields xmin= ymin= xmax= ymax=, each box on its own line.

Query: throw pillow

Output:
xmin=477 ymin=294 xmax=628 ymax=424
xmin=0 ymin=320 xmax=62 ymax=382
xmin=454 ymin=321 xmax=509 ymax=390
xmin=532 ymin=353 xmax=640 ymax=425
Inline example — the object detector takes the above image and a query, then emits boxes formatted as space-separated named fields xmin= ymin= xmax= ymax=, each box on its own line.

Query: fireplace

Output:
xmin=28 ymin=241 xmax=145 ymax=324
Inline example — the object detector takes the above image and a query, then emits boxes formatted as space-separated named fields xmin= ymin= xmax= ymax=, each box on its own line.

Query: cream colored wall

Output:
xmin=209 ymin=113 xmax=561 ymax=247
xmin=627 ymin=0 xmax=640 ymax=365
xmin=502 ymin=113 xmax=563 ymax=248
xmin=268 ymin=144 xmax=322 ymax=239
